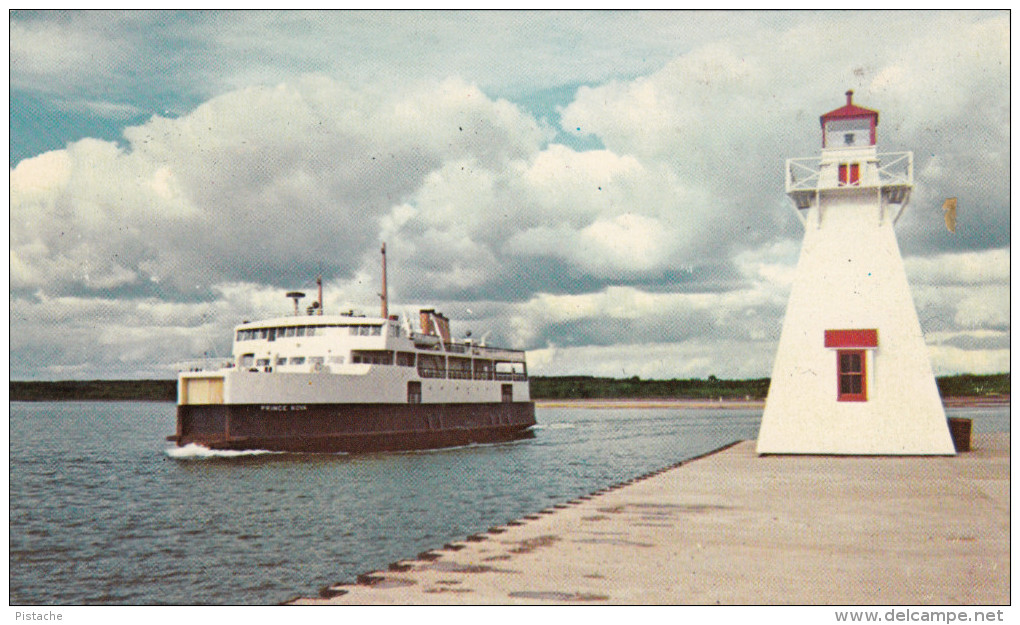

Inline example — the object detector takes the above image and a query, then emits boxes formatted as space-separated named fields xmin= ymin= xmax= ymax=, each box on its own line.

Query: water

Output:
xmin=9 ymin=401 xmax=1008 ymax=605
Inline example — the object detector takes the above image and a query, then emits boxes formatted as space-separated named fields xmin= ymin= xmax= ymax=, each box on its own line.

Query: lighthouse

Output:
xmin=756 ymin=91 xmax=955 ymax=455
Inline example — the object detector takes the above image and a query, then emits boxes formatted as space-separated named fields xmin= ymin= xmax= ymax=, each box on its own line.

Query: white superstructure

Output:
xmin=178 ymin=308 xmax=530 ymax=407
xmin=756 ymin=91 xmax=955 ymax=455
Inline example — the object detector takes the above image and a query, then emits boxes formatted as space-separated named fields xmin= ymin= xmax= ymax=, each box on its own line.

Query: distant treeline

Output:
xmin=11 ymin=380 xmax=177 ymax=402
xmin=9 ymin=373 xmax=1009 ymax=402
xmin=531 ymin=376 xmax=772 ymax=400
xmin=532 ymin=374 xmax=1010 ymax=400
xmin=934 ymin=373 xmax=1010 ymax=398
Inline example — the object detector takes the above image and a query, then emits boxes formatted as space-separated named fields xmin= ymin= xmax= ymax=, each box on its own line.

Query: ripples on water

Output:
xmin=9 ymin=401 xmax=1008 ymax=605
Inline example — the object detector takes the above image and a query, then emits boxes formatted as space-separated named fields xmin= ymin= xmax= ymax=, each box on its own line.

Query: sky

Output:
xmin=9 ymin=10 xmax=1011 ymax=380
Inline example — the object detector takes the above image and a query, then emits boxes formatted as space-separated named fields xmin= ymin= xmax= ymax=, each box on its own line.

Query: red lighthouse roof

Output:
xmin=820 ymin=90 xmax=878 ymax=127
xmin=819 ymin=90 xmax=879 ymax=147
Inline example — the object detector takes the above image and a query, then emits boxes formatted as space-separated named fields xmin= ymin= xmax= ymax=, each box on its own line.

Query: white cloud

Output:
xmin=905 ymin=249 xmax=1010 ymax=287
xmin=8 ymin=11 xmax=1009 ymax=380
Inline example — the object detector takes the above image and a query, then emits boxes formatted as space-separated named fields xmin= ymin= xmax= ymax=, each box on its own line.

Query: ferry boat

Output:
xmin=169 ymin=244 xmax=535 ymax=453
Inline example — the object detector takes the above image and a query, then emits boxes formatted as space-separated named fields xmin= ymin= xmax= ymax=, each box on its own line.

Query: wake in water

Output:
xmin=531 ymin=423 xmax=575 ymax=430
xmin=164 ymin=443 xmax=283 ymax=460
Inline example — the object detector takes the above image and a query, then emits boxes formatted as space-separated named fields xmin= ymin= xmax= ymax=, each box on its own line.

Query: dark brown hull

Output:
xmin=170 ymin=401 xmax=536 ymax=453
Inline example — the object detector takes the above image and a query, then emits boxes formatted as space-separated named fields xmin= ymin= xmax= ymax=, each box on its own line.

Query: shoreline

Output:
xmin=535 ymin=396 xmax=1009 ymax=409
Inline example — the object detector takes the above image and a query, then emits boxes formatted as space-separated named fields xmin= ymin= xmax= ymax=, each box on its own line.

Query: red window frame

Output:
xmin=836 ymin=349 xmax=867 ymax=402
xmin=838 ymin=163 xmax=860 ymax=186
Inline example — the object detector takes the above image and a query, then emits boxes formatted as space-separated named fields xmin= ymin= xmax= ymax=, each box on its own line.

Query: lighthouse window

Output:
xmin=837 ymin=350 xmax=867 ymax=402
xmin=838 ymin=163 xmax=860 ymax=186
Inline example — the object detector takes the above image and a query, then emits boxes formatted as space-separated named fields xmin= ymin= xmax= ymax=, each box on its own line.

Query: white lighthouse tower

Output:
xmin=756 ymin=91 xmax=955 ymax=455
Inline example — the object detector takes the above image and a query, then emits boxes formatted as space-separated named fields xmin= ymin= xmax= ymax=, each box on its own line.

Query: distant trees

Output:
xmin=7 ymin=373 xmax=1009 ymax=402
xmin=529 ymin=376 xmax=771 ymax=400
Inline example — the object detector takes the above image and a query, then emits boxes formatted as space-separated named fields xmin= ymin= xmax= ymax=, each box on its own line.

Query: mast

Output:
xmin=316 ymin=275 xmax=323 ymax=315
xmin=380 ymin=242 xmax=389 ymax=319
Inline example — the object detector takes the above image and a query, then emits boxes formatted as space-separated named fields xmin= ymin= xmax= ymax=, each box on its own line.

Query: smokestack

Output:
xmin=420 ymin=309 xmax=435 ymax=335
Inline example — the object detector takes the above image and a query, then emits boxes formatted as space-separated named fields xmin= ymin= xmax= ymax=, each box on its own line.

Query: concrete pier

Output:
xmin=290 ymin=433 xmax=1009 ymax=605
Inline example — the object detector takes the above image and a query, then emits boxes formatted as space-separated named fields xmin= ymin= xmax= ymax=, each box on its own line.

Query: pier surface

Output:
xmin=291 ymin=433 xmax=1009 ymax=605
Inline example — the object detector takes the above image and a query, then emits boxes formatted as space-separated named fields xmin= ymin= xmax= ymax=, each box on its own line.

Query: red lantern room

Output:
xmin=820 ymin=90 xmax=879 ymax=148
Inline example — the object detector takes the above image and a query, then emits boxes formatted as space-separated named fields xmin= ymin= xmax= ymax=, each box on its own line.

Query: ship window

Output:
xmin=275 ymin=356 xmax=287 ymax=365
xmin=418 ymin=354 xmax=446 ymax=379
xmin=296 ymin=326 xmax=306 ymax=337
xmin=285 ymin=327 xmax=296 ymax=338
xmin=473 ymin=359 xmax=494 ymax=380
xmin=290 ymin=356 xmax=306 ymax=365
xmin=256 ymin=358 xmax=270 ymax=367
xmin=408 ymin=381 xmax=422 ymax=404
xmin=309 ymin=357 xmax=325 ymax=366
xmin=349 ymin=326 xmax=359 ymax=336
xmin=306 ymin=327 xmax=316 ymax=337
xmin=352 ymin=350 xmax=393 ymax=365
xmin=448 ymin=356 xmax=472 ymax=380
xmin=371 ymin=325 xmax=382 ymax=335
xmin=260 ymin=328 xmax=268 ymax=339
xmin=240 ymin=353 xmax=255 ymax=368
xmin=397 ymin=352 xmax=416 ymax=367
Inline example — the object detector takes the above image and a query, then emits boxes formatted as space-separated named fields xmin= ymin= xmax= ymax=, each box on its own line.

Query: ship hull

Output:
xmin=172 ymin=401 xmax=536 ymax=453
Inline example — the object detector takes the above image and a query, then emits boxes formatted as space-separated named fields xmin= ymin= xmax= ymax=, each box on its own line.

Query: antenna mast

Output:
xmin=380 ymin=242 xmax=389 ymax=319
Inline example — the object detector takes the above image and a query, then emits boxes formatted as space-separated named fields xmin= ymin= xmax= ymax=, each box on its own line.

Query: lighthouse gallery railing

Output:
xmin=786 ymin=151 xmax=913 ymax=194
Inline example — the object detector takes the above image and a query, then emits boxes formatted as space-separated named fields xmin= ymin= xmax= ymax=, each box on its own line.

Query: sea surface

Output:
xmin=9 ymin=401 xmax=1009 ymax=605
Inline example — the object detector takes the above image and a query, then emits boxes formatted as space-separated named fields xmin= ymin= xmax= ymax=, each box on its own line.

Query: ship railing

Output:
xmin=417 ymin=366 xmax=446 ymax=379
xmin=174 ymin=358 xmax=234 ymax=373
xmin=470 ymin=346 xmax=526 ymax=361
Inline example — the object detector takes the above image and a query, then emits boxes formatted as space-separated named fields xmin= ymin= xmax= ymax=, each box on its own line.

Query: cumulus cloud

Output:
xmin=11 ymin=76 xmax=552 ymax=302
xmin=9 ymin=11 xmax=1009 ymax=379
